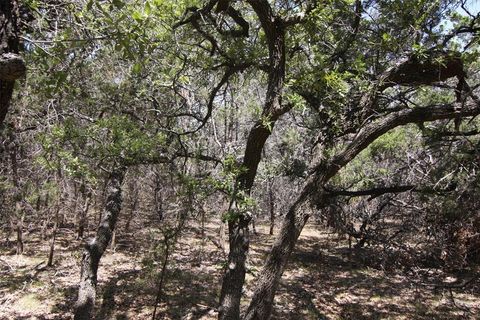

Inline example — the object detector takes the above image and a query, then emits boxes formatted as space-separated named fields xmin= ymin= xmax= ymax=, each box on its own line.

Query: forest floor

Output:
xmin=0 ymin=218 xmax=479 ymax=320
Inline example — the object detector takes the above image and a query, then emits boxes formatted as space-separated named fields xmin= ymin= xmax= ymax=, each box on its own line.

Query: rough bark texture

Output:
xmin=244 ymin=101 xmax=480 ymax=320
xmin=218 ymin=2 xmax=287 ymax=318
xmin=381 ymin=51 xmax=466 ymax=89
xmin=0 ymin=52 xmax=25 ymax=80
xmin=47 ymin=217 xmax=58 ymax=267
xmin=15 ymin=211 xmax=23 ymax=254
xmin=268 ymin=180 xmax=275 ymax=235
xmin=78 ymin=196 xmax=90 ymax=239
xmin=219 ymin=215 xmax=251 ymax=320
xmin=0 ymin=0 xmax=22 ymax=126
xmin=243 ymin=199 xmax=310 ymax=320
xmin=74 ymin=168 xmax=125 ymax=320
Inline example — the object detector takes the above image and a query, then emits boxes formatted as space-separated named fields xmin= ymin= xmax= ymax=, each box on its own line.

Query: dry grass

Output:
xmin=0 ymin=218 xmax=479 ymax=319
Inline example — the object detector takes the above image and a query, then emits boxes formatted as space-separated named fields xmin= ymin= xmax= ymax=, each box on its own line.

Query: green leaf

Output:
xmin=132 ymin=10 xmax=143 ymax=21
xmin=132 ymin=62 xmax=142 ymax=74
xmin=145 ymin=2 xmax=152 ymax=15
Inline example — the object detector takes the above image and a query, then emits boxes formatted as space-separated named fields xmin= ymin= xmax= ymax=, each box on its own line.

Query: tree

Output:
xmin=243 ymin=1 xmax=480 ymax=318
xmin=176 ymin=1 xmax=306 ymax=317
xmin=174 ymin=1 xmax=480 ymax=319
xmin=25 ymin=2 xmax=224 ymax=317
xmin=1 ymin=0 xmax=479 ymax=319
xmin=0 ymin=0 xmax=25 ymax=126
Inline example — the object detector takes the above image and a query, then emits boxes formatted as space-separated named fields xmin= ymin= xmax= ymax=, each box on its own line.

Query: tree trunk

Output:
xmin=201 ymin=206 xmax=206 ymax=239
xmin=268 ymin=180 xmax=275 ymax=236
xmin=244 ymin=99 xmax=480 ymax=319
xmin=41 ymin=218 xmax=48 ymax=241
xmin=219 ymin=216 xmax=250 ymax=320
xmin=41 ymin=192 xmax=51 ymax=240
xmin=110 ymin=231 xmax=116 ymax=252
xmin=74 ymin=167 xmax=125 ymax=320
xmin=0 ymin=0 xmax=23 ymax=126
xmin=47 ymin=206 xmax=59 ymax=267
xmin=151 ymin=238 xmax=171 ymax=320
xmin=243 ymin=199 xmax=310 ymax=320
xmin=0 ymin=52 xmax=25 ymax=80
xmin=218 ymin=7 xmax=287 ymax=318
xmin=15 ymin=212 xmax=23 ymax=255
xmin=78 ymin=195 xmax=90 ymax=239
xmin=47 ymin=223 xmax=57 ymax=266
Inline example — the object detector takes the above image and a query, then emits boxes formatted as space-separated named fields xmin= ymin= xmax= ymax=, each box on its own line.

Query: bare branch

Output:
xmin=180 ymin=62 xmax=251 ymax=135
xmin=324 ymin=185 xmax=416 ymax=199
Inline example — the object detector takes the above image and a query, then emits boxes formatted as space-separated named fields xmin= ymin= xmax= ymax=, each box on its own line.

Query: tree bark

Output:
xmin=74 ymin=167 xmax=126 ymax=320
xmin=0 ymin=53 xmax=25 ymax=80
xmin=15 ymin=210 xmax=23 ymax=254
xmin=244 ymin=100 xmax=480 ymax=319
xmin=78 ymin=195 xmax=91 ymax=239
xmin=243 ymin=199 xmax=310 ymax=320
xmin=268 ymin=179 xmax=275 ymax=235
xmin=47 ymin=205 xmax=59 ymax=267
xmin=219 ymin=215 xmax=251 ymax=320
xmin=0 ymin=0 xmax=23 ymax=126
xmin=218 ymin=2 xmax=287 ymax=318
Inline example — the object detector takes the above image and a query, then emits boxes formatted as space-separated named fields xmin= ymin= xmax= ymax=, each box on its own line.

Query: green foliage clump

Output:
xmin=37 ymin=115 xmax=168 ymax=183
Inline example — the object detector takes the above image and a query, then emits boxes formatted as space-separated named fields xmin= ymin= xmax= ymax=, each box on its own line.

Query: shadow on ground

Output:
xmin=1 ymin=223 xmax=479 ymax=319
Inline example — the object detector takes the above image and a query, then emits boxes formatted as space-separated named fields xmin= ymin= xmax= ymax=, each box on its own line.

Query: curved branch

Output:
xmin=309 ymin=100 xmax=480 ymax=197
xmin=174 ymin=0 xmax=249 ymax=55
xmin=244 ymin=99 xmax=480 ymax=319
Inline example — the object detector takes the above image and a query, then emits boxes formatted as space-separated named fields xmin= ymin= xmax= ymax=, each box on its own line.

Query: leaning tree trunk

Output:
xmin=74 ymin=167 xmax=126 ymax=320
xmin=243 ymin=197 xmax=311 ymax=320
xmin=244 ymin=99 xmax=480 ymax=319
xmin=0 ymin=0 xmax=25 ymax=126
xmin=218 ymin=13 xmax=287 ymax=319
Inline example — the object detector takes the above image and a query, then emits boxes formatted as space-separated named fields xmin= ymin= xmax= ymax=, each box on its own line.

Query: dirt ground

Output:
xmin=1 ymin=219 xmax=479 ymax=320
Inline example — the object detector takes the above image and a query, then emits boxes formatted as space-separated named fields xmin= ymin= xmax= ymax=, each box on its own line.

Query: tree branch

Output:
xmin=324 ymin=185 xmax=415 ymax=200
xmin=324 ymin=182 xmax=457 ymax=201
xmin=329 ymin=101 xmax=480 ymax=176
xmin=180 ymin=62 xmax=251 ymax=135
xmin=302 ymin=99 xmax=480 ymax=208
